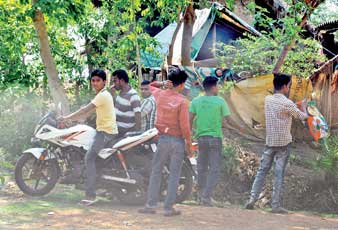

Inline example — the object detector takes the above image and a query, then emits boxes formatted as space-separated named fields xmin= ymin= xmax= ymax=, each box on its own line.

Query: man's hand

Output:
xmin=57 ymin=116 xmax=67 ymax=123
xmin=301 ymin=99 xmax=308 ymax=114
xmin=110 ymin=84 xmax=116 ymax=96
xmin=185 ymin=142 xmax=193 ymax=158
xmin=164 ymin=80 xmax=173 ymax=89
xmin=297 ymin=99 xmax=308 ymax=113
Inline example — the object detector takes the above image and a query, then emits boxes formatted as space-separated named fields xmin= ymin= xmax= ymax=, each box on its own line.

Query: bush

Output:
xmin=0 ymin=86 xmax=46 ymax=162
xmin=221 ymin=142 xmax=240 ymax=175
xmin=318 ymin=135 xmax=338 ymax=181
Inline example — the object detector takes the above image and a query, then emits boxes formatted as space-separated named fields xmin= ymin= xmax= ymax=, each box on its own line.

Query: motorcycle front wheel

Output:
xmin=15 ymin=154 xmax=59 ymax=196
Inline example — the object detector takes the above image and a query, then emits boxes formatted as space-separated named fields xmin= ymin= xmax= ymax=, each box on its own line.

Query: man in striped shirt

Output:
xmin=140 ymin=80 xmax=156 ymax=131
xmin=111 ymin=69 xmax=141 ymax=135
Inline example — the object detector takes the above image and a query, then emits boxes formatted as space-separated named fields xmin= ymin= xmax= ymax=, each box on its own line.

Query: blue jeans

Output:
xmin=197 ymin=136 xmax=222 ymax=201
xmin=146 ymin=135 xmax=185 ymax=210
xmin=249 ymin=144 xmax=291 ymax=208
xmin=85 ymin=131 xmax=115 ymax=198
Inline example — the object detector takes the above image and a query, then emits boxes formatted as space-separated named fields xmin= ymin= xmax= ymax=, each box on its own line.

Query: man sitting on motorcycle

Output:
xmin=59 ymin=69 xmax=118 ymax=205
xmin=138 ymin=67 xmax=192 ymax=216
xmin=110 ymin=69 xmax=142 ymax=136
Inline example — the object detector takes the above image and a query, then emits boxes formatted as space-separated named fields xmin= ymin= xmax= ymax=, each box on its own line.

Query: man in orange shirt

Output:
xmin=139 ymin=68 xmax=191 ymax=216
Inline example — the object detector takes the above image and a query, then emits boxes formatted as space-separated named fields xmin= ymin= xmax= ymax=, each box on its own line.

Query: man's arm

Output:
xmin=110 ymin=85 xmax=117 ymax=101
xmin=149 ymin=81 xmax=164 ymax=88
xmin=134 ymin=112 xmax=141 ymax=131
xmin=287 ymin=101 xmax=308 ymax=120
xmin=180 ymin=100 xmax=192 ymax=156
xmin=189 ymin=112 xmax=195 ymax=133
xmin=62 ymin=103 xmax=95 ymax=122
xmin=131 ymin=93 xmax=142 ymax=131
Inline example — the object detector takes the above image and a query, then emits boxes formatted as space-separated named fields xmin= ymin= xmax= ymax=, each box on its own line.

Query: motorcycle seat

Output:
xmin=124 ymin=131 xmax=143 ymax=137
xmin=112 ymin=128 xmax=158 ymax=150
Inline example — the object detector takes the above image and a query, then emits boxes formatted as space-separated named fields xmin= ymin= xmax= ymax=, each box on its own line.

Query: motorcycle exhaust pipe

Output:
xmin=101 ymin=175 xmax=136 ymax=184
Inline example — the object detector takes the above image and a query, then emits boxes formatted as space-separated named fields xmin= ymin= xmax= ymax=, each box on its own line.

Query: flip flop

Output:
xmin=79 ymin=199 xmax=97 ymax=206
xmin=163 ymin=209 xmax=181 ymax=217
xmin=138 ymin=207 xmax=156 ymax=214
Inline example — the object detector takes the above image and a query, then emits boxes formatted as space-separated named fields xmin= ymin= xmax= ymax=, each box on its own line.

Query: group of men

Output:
xmin=60 ymin=67 xmax=308 ymax=216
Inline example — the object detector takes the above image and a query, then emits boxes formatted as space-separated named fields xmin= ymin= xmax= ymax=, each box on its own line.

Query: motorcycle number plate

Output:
xmin=150 ymin=143 xmax=157 ymax=153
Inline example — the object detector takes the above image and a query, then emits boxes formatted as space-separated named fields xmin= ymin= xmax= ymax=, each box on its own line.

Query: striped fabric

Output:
xmin=115 ymin=87 xmax=141 ymax=134
xmin=141 ymin=95 xmax=157 ymax=131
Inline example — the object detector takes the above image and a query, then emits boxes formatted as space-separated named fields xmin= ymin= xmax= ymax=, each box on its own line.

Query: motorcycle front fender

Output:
xmin=23 ymin=148 xmax=56 ymax=160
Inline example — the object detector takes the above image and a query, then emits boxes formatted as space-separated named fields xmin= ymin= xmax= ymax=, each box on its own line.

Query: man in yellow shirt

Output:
xmin=60 ymin=69 xmax=118 ymax=205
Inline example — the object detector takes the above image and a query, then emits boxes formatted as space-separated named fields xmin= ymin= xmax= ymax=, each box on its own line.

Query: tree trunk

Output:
xmin=181 ymin=4 xmax=195 ymax=66
xmin=135 ymin=36 xmax=143 ymax=85
xmin=273 ymin=15 xmax=308 ymax=73
xmin=167 ymin=15 xmax=182 ymax=65
xmin=273 ymin=0 xmax=323 ymax=73
xmin=32 ymin=0 xmax=70 ymax=114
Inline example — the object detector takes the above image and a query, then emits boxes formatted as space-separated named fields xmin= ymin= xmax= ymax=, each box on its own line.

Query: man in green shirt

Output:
xmin=189 ymin=76 xmax=230 ymax=206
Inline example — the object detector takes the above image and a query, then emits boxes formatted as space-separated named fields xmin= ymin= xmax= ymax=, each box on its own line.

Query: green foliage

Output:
xmin=216 ymin=2 xmax=327 ymax=78
xmin=0 ymin=1 xmax=42 ymax=88
xmin=309 ymin=0 xmax=338 ymax=26
xmin=221 ymin=143 xmax=239 ymax=175
xmin=317 ymin=135 xmax=338 ymax=180
xmin=225 ymin=0 xmax=236 ymax=10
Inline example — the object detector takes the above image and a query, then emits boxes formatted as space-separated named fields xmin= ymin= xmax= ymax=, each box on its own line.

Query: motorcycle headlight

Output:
xmin=31 ymin=137 xmax=40 ymax=144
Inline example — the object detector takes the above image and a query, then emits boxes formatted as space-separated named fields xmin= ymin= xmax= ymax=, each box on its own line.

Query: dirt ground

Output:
xmin=0 ymin=184 xmax=338 ymax=230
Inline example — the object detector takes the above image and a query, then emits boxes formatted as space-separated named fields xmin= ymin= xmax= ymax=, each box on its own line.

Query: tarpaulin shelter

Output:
xmin=181 ymin=66 xmax=314 ymax=140
xmin=141 ymin=3 xmax=260 ymax=69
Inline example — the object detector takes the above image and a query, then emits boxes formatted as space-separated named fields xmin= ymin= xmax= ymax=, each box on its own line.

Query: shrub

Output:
xmin=0 ymin=86 xmax=46 ymax=162
xmin=318 ymin=135 xmax=338 ymax=181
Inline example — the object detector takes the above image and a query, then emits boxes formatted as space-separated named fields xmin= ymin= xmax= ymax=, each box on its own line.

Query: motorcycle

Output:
xmin=14 ymin=110 xmax=195 ymax=205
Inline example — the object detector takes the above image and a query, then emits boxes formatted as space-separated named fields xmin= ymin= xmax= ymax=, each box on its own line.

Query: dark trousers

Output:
xmin=197 ymin=136 xmax=222 ymax=201
xmin=249 ymin=144 xmax=291 ymax=208
xmin=85 ymin=131 xmax=115 ymax=198
xmin=146 ymin=135 xmax=185 ymax=210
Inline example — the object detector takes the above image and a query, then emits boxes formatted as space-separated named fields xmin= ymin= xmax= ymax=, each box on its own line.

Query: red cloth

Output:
xmin=149 ymin=81 xmax=191 ymax=144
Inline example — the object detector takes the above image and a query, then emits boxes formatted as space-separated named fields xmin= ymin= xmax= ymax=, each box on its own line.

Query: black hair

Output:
xmin=203 ymin=76 xmax=218 ymax=91
xmin=215 ymin=68 xmax=223 ymax=77
xmin=168 ymin=68 xmax=188 ymax=87
xmin=141 ymin=80 xmax=151 ymax=86
xmin=112 ymin=69 xmax=129 ymax=83
xmin=90 ymin=69 xmax=106 ymax=81
xmin=273 ymin=73 xmax=292 ymax=91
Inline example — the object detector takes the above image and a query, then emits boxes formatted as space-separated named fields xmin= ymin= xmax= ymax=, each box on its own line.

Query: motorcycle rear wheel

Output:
xmin=116 ymin=187 xmax=147 ymax=205
xmin=161 ymin=162 xmax=193 ymax=203
xmin=15 ymin=154 xmax=59 ymax=196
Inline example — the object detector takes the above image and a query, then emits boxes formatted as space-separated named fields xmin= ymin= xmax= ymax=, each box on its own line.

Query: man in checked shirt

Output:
xmin=140 ymin=80 xmax=156 ymax=131
xmin=244 ymin=73 xmax=308 ymax=214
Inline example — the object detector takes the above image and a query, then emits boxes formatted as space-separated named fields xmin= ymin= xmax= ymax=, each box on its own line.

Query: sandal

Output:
xmin=138 ymin=207 xmax=156 ymax=214
xmin=163 ymin=208 xmax=181 ymax=217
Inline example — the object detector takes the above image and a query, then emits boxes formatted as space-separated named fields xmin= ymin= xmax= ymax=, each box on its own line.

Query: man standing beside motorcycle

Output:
xmin=189 ymin=76 xmax=231 ymax=207
xmin=140 ymin=80 xmax=157 ymax=131
xmin=138 ymin=68 xmax=192 ymax=217
xmin=59 ymin=69 xmax=118 ymax=205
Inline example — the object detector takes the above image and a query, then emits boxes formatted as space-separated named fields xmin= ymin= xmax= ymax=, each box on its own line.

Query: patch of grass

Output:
xmin=0 ymin=185 xmax=85 ymax=226
xmin=0 ymin=160 xmax=14 ymax=171
xmin=1 ymin=200 xmax=56 ymax=214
